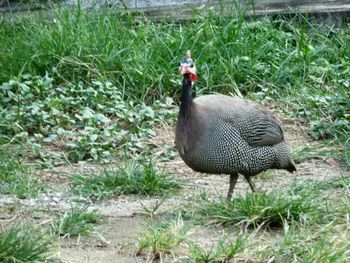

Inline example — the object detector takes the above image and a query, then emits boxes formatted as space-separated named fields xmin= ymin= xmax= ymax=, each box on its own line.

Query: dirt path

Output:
xmin=0 ymin=117 xmax=348 ymax=263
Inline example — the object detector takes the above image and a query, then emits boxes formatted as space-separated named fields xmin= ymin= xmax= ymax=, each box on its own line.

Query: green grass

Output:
xmin=0 ymin=148 xmax=46 ymax=198
xmin=0 ymin=6 xmax=348 ymax=261
xmin=71 ymin=160 xmax=180 ymax=200
xmin=198 ymin=191 xmax=323 ymax=227
xmin=260 ymin=222 xmax=350 ymax=262
xmin=137 ymin=215 xmax=250 ymax=261
xmin=1 ymin=7 xmax=347 ymax=99
xmin=135 ymin=183 xmax=350 ymax=261
xmin=192 ymin=186 xmax=350 ymax=261
xmin=188 ymin=234 xmax=248 ymax=263
xmin=289 ymin=176 xmax=350 ymax=196
xmin=291 ymin=144 xmax=328 ymax=164
xmin=0 ymin=223 xmax=54 ymax=262
xmin=137 ymin=215 xmax=190 ymax=259
xmin=50 ymin=206 xmax=103 ymax=237
xmin=0 ymin=6 xmax=348 ymax=163
xmin=256 ymin=170 xmax=276 ymax=181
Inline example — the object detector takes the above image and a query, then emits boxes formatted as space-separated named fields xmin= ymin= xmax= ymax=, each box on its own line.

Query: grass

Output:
xmin=188 ymin=234 xmax=248 ymax=263
xmin=71 ymin=160 xmax=179 ymax=200
xmin=135 ymin=185 xmax=350 ymax=261
xmin=187 ymin=180 xmax=350 ymax=261
xmin=50 ymin=206 xmax=103 ymax=237
xmin=137 ymin=215 xmax=250 ymax=262
xmin=137 ymin=215 xmax=190 ymax=259
xmin=291 ymin=144 xmax=328 ymax=164
xmin=0 ymin=147 xmax=46 ymax=198
xmin=291 ymin=140 xmax=348 ymax=167
xmin=1 ymin=7 xmax=347 ymax=99
xmin=271 ymin=188 xmax=350 ymax=262
xmin=0 ymin=6 xmax=348 ymax=164
xmin=256 ymin=170 xmax=276 ymax=181
xmin=0 ymin=5 xmax=349 ymax=262
xmin=289 ymin=176 xmax=350 ymax=196
xmin=198 ymin=191 xmax=323 ymax=227
xmin=332 ymin=190 xmax=350 ymax=221
xmin=0 ymin=223 xmax=54 ymax=262
xmin=259 ymin=222 xmax=350 ymax=262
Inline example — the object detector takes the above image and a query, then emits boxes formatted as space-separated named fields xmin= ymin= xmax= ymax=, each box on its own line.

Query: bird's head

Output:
xmin=179 ymin=50 xmax=197 ymax=84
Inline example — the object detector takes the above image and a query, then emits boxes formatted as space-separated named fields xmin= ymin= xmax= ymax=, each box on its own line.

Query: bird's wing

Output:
xmin=224 ymin=105 xmax=284 ymax=146
xmin=194 ymin=94 xmax=285 ymax=146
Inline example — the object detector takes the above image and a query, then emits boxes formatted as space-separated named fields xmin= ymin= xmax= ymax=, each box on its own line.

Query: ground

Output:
xmin=0 ymin=115 xmax=348 ymax=263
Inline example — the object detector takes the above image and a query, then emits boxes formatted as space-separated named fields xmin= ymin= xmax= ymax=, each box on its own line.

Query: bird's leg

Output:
xmin=244 ymin=175 xmax=256 ymax=192
xmin=227 ymin=173 xmax=238 ymax=200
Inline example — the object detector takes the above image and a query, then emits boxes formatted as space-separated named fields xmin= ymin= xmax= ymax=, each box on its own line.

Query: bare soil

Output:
xmin=0 ymin=117 xmax=348 ymax=263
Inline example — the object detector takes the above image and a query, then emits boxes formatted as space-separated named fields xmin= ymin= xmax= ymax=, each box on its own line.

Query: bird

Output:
xmin=175 ymin=50 xmax=296 ymax=200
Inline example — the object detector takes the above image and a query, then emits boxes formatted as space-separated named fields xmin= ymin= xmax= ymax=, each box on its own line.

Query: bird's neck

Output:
xmin=179 ymin=74 xmax=193 ymax=121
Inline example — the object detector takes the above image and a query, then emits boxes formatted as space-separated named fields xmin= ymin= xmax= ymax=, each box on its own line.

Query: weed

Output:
xmin=0 ymin=223 xmax=54 ymax=262
xmin=50 ymin=206 xmax=102 ymax=237
xmin=140 ymin=195 xmax=168 ymax=218
xmin=256 ymin=170 xmax=276 ymax=181
xmin=188 ymin=234 xmax=247 ymax=263
xmin=0 ymin=7 xmax=348 ymax=163
xmin=137 ymin=215 xmax=190 ymax=259
xmin=2 ymin=6 xmax=347 ymax=99
xmin=323 ymin=176 xmax=350 ymax=190
xmin=332 ymin=190 xmax=350 ymax=220
xmin=0 ymin=75 xmax=177 ymax=161
xmin=284 ymin=92 xmax=350 ymax=166
xmin=291 ymin=145 xmax=324 ymax=164
xmin=0 ymin=148 xmax=46 ymax=198
xmin=198 ymin=191 xmax=322 ymax=227
xmin=262 ymin=222 xmax=350 ymax=262
xmin=289 ymin=176 xmax=350 ymax=197
xmin=71 ymin=160 xmax=179 ymax=200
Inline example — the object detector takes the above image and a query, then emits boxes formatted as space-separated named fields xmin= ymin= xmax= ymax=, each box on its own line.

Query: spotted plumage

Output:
xmin=175 ymin=51 xmax=296 ymax=199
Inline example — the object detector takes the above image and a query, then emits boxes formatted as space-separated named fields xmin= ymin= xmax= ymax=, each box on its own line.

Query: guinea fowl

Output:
xmin=175 ymin=51 xmax=296 ymax=199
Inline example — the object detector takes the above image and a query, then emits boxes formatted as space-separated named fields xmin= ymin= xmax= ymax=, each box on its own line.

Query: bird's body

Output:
xmin=176 ymin=51 xmax=296 ymax=198
xmin=176 ymin=94 xmax=295 ymax=176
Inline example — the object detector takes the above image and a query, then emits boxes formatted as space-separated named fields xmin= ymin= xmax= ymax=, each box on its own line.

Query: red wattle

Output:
xmin=190 ymin=73 xmax=197 ymax=82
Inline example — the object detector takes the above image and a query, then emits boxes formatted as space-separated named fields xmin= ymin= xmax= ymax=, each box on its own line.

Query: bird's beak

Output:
xmin=179 ymin=64 xmax=196 ymax=75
